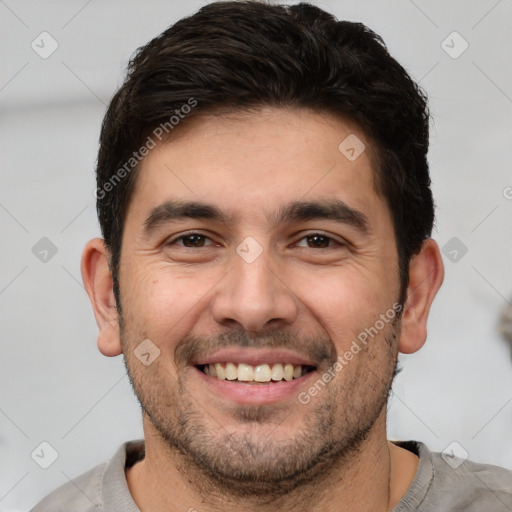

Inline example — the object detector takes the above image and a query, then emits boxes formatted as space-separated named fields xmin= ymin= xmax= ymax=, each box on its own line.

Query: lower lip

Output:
xmin=193 ymin=366 xmax=317 ymax=405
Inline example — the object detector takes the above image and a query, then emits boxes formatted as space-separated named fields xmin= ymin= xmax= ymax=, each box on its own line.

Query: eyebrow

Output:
xmin=273 ymin=200 xmax=370 ymax=233
xmin=143 ymin=200 xmax=229 ymax=234
xmin=143 ymin=199 xmax=370 ymax=235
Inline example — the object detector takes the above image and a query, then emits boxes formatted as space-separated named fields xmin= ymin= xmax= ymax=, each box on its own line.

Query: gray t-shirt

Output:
xmin=30 ymin=439 xmax=512 ymax=511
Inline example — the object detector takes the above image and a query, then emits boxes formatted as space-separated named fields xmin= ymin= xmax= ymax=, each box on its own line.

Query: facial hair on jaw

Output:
xmin=120 ymin=317 xmax=401 ymax=499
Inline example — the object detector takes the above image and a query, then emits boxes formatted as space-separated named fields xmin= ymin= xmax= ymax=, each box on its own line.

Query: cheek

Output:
xmin=290 ymin=265 xmax=395 ymax=345
xmin=121 ymin=262 xmax=224 ymax=339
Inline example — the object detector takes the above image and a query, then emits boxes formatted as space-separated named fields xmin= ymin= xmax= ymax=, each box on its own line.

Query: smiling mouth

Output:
xmin=196 ymin=362 xmax=316 ymax=384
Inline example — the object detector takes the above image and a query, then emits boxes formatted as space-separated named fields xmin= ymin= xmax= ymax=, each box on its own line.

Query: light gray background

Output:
xmin=1 ymin=0 xmax=511 ymax=510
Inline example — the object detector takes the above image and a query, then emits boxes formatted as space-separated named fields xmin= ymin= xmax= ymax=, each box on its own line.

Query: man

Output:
xmin=31 ymin=1 xmax=512 ymax=511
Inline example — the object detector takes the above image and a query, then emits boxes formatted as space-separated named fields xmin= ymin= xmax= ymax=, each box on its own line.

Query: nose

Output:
xmin=211 ymin=247 xmax=298 ymax=333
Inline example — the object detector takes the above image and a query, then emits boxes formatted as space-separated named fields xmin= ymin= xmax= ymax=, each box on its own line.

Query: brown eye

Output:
xmin=302 ymin=234 xmax=333 ymax=248
xmin=173 ymin=233 xmax=213 ymax=247
xmin=183 ymin=234 xmax=205 ymax=247
xmin=307 ymin=234 xmax=330 ymax=248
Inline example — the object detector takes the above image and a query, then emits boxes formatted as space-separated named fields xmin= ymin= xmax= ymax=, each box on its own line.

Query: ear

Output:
xmin=81 ymin=238 xmax=122 ymax=357
xmin=398 ymin=238 xmax=444 ymax=354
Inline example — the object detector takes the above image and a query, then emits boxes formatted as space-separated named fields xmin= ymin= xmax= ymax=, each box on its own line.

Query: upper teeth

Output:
xmin=202 ymin=363 xmax=305 ymax=382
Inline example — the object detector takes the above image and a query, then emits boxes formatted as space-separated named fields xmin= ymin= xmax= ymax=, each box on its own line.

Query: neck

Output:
xmin=126 ymin=410 xmax=418 ymax=512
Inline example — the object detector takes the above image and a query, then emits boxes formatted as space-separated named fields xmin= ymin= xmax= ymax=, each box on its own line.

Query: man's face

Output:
xmin=117 ymin=107 xmax=402 ymax=491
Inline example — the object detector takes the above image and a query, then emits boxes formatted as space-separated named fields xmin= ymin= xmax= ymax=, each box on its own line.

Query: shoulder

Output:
xmin=396 ymin=440 xmax=512 ymax=511
xmin=29 ymin=463 xmax=106 ymax=512
xmin=428 ymin=447 xmax=512 ymax=510
xmin=29 ymin=439 xmax=144 ymax=512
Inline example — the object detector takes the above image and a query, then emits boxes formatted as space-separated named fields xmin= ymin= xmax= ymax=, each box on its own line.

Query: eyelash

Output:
xmin=167 ymin=231 xmax=344 ymax=249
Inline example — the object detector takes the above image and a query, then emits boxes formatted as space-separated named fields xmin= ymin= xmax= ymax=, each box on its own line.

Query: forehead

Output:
xmin=127 ymin=107 xmax=390 ymax=231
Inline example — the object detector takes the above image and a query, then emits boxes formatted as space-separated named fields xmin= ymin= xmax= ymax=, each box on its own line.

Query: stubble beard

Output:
xmin=121 ymin=317 xmax=401 ymax=498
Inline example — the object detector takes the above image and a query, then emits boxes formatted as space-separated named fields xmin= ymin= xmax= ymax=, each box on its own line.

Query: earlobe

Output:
xmin=81 ymin=238 xmax=123 ymax=357
xmin=398 ymin=238 xmax=444 ymax=354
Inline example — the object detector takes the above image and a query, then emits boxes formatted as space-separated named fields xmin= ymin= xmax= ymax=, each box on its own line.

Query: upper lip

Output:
xmin=193 ymin=348 xmax=317 ymax=367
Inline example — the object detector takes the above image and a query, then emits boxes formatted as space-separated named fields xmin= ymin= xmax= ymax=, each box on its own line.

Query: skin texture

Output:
xmin=82 ymin=107 xmax=444 ymax=512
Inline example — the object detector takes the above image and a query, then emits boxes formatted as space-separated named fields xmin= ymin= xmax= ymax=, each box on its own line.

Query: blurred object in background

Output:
xmin=498 ymin=300 xmax=512 ymax=357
